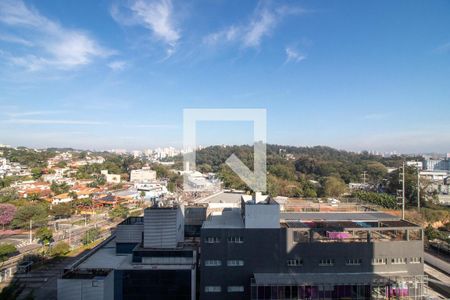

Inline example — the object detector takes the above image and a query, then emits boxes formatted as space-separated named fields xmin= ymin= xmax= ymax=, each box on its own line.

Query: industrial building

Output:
xmin=200 ymin=194 xmax=426 ymax=300
xmin=58 ymin=204 xmax=199 ymax=300
xmin=58 ymin=193 xmax=426 ymax=300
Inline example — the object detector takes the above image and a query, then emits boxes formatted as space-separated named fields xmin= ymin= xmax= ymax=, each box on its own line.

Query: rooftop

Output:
xmin=197 ymin=191 xmax=243 ymax=204
xmin=280 ymin=212 xmax=399 ymax=222
xmin=202 ymin=208 xmax=244 ymax=229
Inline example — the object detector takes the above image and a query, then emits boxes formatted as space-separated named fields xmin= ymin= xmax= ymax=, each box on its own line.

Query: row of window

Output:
xmin=205 ymin=257 xmax=422 ymax=268
xmin=204 ymin=260 xmax=244 ymax=267
xmin=286 ymin=257 xmax=422 ymax=267
xmin=205 ymin=286 xmax=244 ymax=293
xmin=204 ymin=236 xmax=243 ymax=244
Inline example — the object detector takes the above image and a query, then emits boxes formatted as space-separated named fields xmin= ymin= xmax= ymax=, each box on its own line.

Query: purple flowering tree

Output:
xmin=0 ymin=204 xmax=17 ymax=230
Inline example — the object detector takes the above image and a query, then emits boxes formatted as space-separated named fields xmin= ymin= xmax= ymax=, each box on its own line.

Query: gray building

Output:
xmin=58 ymin=204 xmax=197 ymax=300
xmin=200 ymin=196 xmax=426 ymax=300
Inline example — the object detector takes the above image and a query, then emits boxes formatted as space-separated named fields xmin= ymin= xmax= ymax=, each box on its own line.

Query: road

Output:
xmin=425 ymin=252 xmax=450 ymax=275
xmin=424 ymin=252 xmax=450 ymax=299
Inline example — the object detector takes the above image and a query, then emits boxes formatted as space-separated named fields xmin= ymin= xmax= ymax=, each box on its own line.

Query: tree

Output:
xmin=109 ymin=205 xmax=128 ymax=219
xmin=0 ymin=188 xmax=19 ymax=203
xmin=353 ymin=191 xmax=397 ymax=209
xmin=49 ymin=241 xmax=70 ymax=257
xmin=31 ymin=168 xmax=43 ymax=180
xmin=50 ymin=182 xmax=70 ymax=195
xmin=55 ymin=161 xmax=67 ymax=168
xmin=82 ymin=228 xmax=100 ymax=245
xmin=0 ymin=244 xmax=17 ymax=262
xmin=35 ymin=227 xmax=53 ymax=246
xmin=0 ymin=204 xmax=16 ymax=230
xmin=386 ymin=166 xmax=425 ymax=207
xmin=323 ymin=176 xmax=347 ymax=197
xmin=51 ymin=203 xmax=72 ymax=219
xmin=12 ymin=204 xmax=48 ymax=229
xmin=68 ymin=191 xmax=78 ymax=200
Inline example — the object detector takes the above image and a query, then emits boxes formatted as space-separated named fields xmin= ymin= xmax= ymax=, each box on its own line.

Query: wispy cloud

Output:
xmin=285 ymin=47 xmax=306 ymax=63
xmin=107 ymin=60 xmax=128 ymax=71
xmin=123 ymin=123 xmax=178 ymax=129
xmin=3 ymin=110 xmax=68 ymax=118
xmin=0 ymin=0 xmax=113 ymax=71
xmin=2 ymin=119 xmax=107 ymax=125
xmin=111 ymin=0 xmax=180 ymax=58
xmin=0 ymin=33 xmax=33 ymax=46
xmin=434 ymin=42 xmax=450 ymax=54
xmin=363 ymin=113 xmax=390 ymax=120
xmin=204 ymin=2 xmax=307 ymax=49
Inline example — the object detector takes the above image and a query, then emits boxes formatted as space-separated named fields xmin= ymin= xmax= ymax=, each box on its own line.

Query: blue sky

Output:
xmin=0 ymin=0 xmax=449 ymax=153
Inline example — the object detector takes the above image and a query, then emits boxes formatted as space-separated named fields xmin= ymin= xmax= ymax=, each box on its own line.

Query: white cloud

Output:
xmin=111 ymin=0 xmax=180 ymax=57
xmin=285 ymin=47 xmax=306 ymax=63
xmin=2 ymin=119 xmax=108 ymax=125
xmin=0 ymin=0 xmax=113 ymax=71
xmin=204 ymin=2 xmax=306 ymax=49
xmin=0 ymin=33 xmax=33 ymax=46
xmin=108 ymin=60 xmax=128 ymax=71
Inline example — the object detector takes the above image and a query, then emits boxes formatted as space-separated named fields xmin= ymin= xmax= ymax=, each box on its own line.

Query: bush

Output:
xmin=353 ymin=191 xmax=397 ymax=209
xmin=0 ymin=244 xmax=17 ymax=262
xmin=50 ymin=242 xmax=70 ymax=257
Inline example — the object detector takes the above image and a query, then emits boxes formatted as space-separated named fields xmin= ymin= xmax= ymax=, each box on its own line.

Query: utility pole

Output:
xmin=402 ymin=161 xmax=405 ymax=219
xmin=417 ymin=167 xmax=421 ymax=211
xmin=397 ymin=162 xmax=406 ymax=220
xmin=362 ymin=171 xmax=368 ymax=185
xmin=29 ymin=219 xmax=32 ymax=244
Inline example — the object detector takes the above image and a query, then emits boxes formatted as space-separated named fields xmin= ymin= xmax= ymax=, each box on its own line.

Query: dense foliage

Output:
xmin=352 ymin=191 xmax=397 ymax=209
xmin=193 ymin=144 xmax=415 ymax=198
xmin=0 ymin=147 xmax=57 ymax=168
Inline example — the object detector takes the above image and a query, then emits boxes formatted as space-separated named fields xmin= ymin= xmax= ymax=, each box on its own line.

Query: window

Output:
xmin=204 ymin=260 xmax=222 ymax=266
xmin=319 ymin=259 xmax=335 ymax=266
xmin=410 ymin=257 xmax=422 ymax=264
xmin=227 ymin=236 xmax=244 ymax=243
xmin=287 ymin=259 xmax=303 ymax=266
xmin=345 ymin=258 xmax=362 ymax=266
xmin=227 ymin=286 xmax=244 ymax=292
xmin=227 ymin=260 xmax=244 ymax=267
xmin=205 ymin=286 xmax=221 ymax=293
xmin=391 ymin=258 xmax=407 ymax=264
xmin=372 ymin=258 xmax=387 ymax=265
xmin=204 ymin=237 xmax=220 ymax=244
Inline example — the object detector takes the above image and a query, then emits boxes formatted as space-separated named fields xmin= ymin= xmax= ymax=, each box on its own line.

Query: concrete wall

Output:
xmin=244 ymin=204 xmax=280 ymax=228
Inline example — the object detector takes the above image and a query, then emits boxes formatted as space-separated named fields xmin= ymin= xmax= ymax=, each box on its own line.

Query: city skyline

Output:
xmin=1 ymin=0 xmax=450 ymax=152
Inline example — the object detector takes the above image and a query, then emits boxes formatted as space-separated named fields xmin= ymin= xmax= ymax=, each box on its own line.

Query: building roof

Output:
xmin=202 ymin=208 xmax=244 ymax=229
xmin=280 ymin=212 xmax=399 ymax=222
xmin=197 ymin=191 xmax=243 ymax=204
xmin=77 ymin=239 xmax=127 ymax=269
